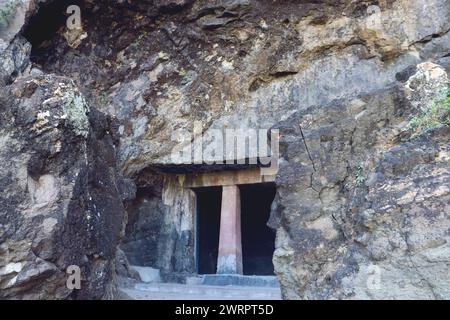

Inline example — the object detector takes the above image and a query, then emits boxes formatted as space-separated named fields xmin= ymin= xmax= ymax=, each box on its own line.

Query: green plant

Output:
xmin=177 ymin=67 xmax=187 ymax=77
xmin=99 ymin=91 xmax=109 ymax=107
xmin=0 ymin=1 xmax=18 ymax=29
xmin=355 ymin=165 xmax=366 ymax=187
xmin=408 ymin=86 xmax=450 ymax=137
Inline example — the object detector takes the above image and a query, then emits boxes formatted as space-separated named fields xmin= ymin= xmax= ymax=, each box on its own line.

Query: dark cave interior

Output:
xmin=240 ymin=183 xmax=276 ymax=276
xmin=195 ymin=183 xmax=276 ymax=276
xmin=195 ymin=186 xmax=222 ymax=275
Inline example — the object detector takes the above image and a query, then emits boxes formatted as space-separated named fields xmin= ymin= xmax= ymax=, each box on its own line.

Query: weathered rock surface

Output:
xmin=272 ymin=64 xmax=450 ymax=299
xmin=0 ymin=0 xmax=449 ymax=299
xmin=0 ymin=36 xmax=30 ymax=86
xmin=0 ymin=74 xmax=126 ymax=299
xmin=17 ymin=0 xmax=449 ymax=173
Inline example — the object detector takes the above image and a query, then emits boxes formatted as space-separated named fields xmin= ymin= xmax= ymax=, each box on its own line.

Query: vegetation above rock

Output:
xmin=409 ymin=87 xmax=450 ymax=138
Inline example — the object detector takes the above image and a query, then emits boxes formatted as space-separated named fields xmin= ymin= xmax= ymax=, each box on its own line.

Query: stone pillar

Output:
xmin=217 ymin=185 xmax=243 ymax=274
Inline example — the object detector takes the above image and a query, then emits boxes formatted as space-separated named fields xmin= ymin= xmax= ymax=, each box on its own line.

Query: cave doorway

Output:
xmin=195 ymin=187 xmax=222 ymax=275
xmin=194 ymin=180 xmax=276 ymax=276
xmin=240 ymin=183 xmax=276 ymax=276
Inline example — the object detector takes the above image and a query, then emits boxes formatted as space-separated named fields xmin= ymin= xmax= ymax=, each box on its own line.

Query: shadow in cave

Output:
xmin=195 ymin=183 xmax=276 ymax=276
xmin=195 ymin=187 xmax=222 ymax=275
xmin=240 ymin=183 xmax=276 ymax=276
xmin=23 ymin=0 xmax=84 ymax=56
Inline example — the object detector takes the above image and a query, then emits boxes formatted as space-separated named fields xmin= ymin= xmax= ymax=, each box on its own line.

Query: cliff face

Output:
xmin=0 ymin=0 xmax=449 ymax=299
xmin=0 ymin=74 xmax=126 ymax=299
xmin=272 ymin=64 xmax=450 ymax=299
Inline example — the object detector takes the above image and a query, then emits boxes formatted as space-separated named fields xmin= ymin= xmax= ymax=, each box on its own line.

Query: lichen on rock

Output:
xmin=61 ymin=87 xmax=90 ymax=138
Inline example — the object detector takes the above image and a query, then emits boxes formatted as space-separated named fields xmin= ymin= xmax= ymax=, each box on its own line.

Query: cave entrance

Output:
xmin=190 ymin=169 xmax=277 ymax=276
xmin=240 ymin=183 xmax=276 ymax=276
xmin=195 ymin=187 xmax=222 ymax=275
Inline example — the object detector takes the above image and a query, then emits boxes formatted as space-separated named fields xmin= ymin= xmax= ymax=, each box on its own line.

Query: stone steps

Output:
xmin=121 ymin=282 xmax=282 ymax=300
xmin=121 ymin=267 xmax=282 ymax=300
xmin=199 ymin=275 xmax=280 ymax=287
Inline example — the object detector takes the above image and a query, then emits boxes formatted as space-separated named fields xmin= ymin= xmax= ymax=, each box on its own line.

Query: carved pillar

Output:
xmin=217 ymin=185 xmax=243 ymax=274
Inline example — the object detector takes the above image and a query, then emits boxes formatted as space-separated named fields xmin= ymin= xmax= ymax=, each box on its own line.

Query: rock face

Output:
xmin=121 ymin=171 xmax=197 ymax=280
xmin=0 ymin=0 xmax=449 ymax=299
xmin=272 ymin=64 xmax=450 ymax=299
xmin=0 ymin=37 xmax=30 ymax=86
xmin=0 ymin=74 xmax=126 ymax=299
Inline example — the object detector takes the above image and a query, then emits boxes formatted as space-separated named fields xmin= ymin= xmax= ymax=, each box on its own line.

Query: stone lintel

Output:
xmin=175 ymin=168 xmax=276 ymax=188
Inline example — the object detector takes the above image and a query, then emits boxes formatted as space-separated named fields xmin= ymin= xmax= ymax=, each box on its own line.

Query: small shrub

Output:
xmin=408 ymin=86 xmax=450 ymax=137
xmin=177 ymin=68 xmax=187 ymax=77
xmin=99 ymin=91 xmax=109 ymax=107
xmin=355 ymin=165 xmax=366 ymax=187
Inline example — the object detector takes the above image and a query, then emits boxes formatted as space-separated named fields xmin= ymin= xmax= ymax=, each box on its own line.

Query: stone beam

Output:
xmin=175 ymin=168 xmax=276 ymax=188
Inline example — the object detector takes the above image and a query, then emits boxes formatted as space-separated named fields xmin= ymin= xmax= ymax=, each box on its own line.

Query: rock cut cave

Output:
xmin=2 ymin=0 xmax=450 ymax=300
xmin=122 ymin=166 xmax=279 ymax=286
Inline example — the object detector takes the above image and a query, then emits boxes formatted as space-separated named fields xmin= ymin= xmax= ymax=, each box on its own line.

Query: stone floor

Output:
xmin=121 ymin=282 xmax=282 ymax=300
